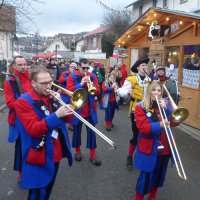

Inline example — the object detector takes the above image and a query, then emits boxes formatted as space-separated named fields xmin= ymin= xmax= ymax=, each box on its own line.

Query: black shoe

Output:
xmin=126 ymin=155 xmax=133 ymax=171
xmin=111 ymin=123 xmax=114 ymax=127
xmin=74 ymin=153 xmax=82 ymax=161
xmin=89 ymin=158 xmax=101 ymax=166
xmin=106 ymin=127 xmax=111 ymax=131
xmin=68 ymin=126 xmax=74 ymax=131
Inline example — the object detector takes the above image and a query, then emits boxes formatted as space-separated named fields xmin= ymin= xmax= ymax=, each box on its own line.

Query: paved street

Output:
xmin=0 ymin=104 xmax=200 ymax=200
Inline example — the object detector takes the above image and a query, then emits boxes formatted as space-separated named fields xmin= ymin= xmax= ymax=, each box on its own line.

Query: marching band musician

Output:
xmin=4 ymin=55 xmax=32 ymax=181
xmin=101 ymin=73 xmax=119 ymax=131
xmin=134 ymin=80 xmax=180 ymax=200
xmin=58 ymin=62 xmax=77 ymax=89
xmin=15 ymin=67 xmax=73 ymax=200
xmin=59 ymin=62 xmax=77 ymax=132
xmin=117 ymin=58 xmax=150 ymax=170
xmin=66 ymin=58 xmax=102 ymax=166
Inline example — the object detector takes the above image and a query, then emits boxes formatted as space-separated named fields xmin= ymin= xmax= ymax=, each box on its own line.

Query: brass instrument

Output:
xmin=48 ymin=89 xmax=116 ymax=149
xmin=52 ymin=82 xmax=87 ymax=109
xmin=155 ymin=94 xmax=187 ymax=180
xmin=162 ymin=84 xmax=189 ymax=123
xmin=84 ymin=72 xmax=97 ymax=95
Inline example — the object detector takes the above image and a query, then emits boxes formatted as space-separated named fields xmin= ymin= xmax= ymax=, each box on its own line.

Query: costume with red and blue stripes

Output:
xmin=101 ymin=80 xmax=119 ymax=129
xmin=4 ymin=70 xmax=32 ymax=171
xmin=15 ymin=89 xmax=72 ymax=200
xmin=134 ymin=100 xmax=179 ymax=199
xmin=66 ymin=70 xmax=100 ymax=149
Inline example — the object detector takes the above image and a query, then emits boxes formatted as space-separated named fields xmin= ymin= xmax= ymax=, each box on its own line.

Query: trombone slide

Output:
xmin=48 ymin=90 xmax=116 ymax=149
xmin=155 ymin=96 xmax=187 ymax=180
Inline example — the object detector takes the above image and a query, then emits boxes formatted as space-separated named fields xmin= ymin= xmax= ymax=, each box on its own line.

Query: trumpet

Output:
xmin=48 ymin=89 xmax=116 ymax=149
xmin=155 ymin=94 xmax=187 ymax=180
xmin=52 ymin=82 xmax=87 ymax=109
xmin=84 ymin=72 xmax=97 ymax=95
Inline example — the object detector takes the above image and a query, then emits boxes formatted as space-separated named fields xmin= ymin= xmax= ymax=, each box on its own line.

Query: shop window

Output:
xmin=165 ymin=46 xmax=179 ymax=80
xmin=182 ymin=45 xmax=200 ymax=88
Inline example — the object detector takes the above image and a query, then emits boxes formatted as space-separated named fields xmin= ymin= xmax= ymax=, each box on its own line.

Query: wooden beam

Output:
xmin=193 ymin=22 xmax=198 ymax=38
xmin=170 ymin=23 xmax=193 ymax=39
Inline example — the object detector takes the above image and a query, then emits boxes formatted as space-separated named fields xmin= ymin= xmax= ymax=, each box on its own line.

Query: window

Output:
xmin=182 ymin=45 xmax=200 ymax=88
xmin=163 ymin=0 xmax=168 ymax=8
xmin=153 ymin=0 xmax=157 ymax=7
xmin=140 ymin=48 xmax=149 ymax=59
xmin=180 ymin=0 xmax=188 ymax=3
xmin=139 ymin=5 xmax=143 ymax=16
xmin=165 ymin=46 xmax=180 ymax=80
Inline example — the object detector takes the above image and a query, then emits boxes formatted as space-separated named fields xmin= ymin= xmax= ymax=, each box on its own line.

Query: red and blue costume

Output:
xmin=66 ymin=71 xmax=100 ymax=155
xmin=58 ymin=70 xmax=71 ymax=104
xmin=101 ymin=80 xmax=119 ymax=130
xmin=15 ymin=89 xmax=72 ymax=200
xmin=134 ymin=100 xmax=179 ymax=200
xmin=4 ymin=70 xmax=32 ymax=171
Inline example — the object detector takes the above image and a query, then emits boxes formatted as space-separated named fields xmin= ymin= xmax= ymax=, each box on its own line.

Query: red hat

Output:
xmin=94 ymin=62 xmax=101 ymax=67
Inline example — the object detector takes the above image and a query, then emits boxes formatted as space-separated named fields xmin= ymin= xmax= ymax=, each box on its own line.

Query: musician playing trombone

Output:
xmin=15 ymin=67 xmax=73 ymax=200
xmin=66 ymin=58 xmax=102 ymax=166
xmin=134 ymin=80 xmax=180 ymax=200
xmin=3 ymin=55 xmax=32 ymax=182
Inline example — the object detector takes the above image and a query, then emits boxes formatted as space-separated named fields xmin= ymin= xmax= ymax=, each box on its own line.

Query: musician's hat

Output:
xmin=70 ymin=62 xmax=77 ymax=69
xmin=131 ymin=58 xmax=149 ymax=73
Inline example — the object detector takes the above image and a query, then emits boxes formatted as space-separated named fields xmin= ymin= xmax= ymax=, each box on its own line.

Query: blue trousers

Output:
xmin=136 ymin=155 xmax=170 ymax=195
xmin=72 ymin=116 xmax=97 ymax=149
xmin=104 ymin=102 xmax=117 ymax=121
xmin=27 ymin=163 xmax=59 ymax=200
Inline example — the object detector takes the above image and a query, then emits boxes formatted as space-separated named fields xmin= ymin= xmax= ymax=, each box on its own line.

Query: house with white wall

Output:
xmin=0 ymin=5 xmax=16 ymax=60
xmin=126 ymin=0 xmax=200 ymax=21
xmin=43 ymin=39 xmax=70 ymax=54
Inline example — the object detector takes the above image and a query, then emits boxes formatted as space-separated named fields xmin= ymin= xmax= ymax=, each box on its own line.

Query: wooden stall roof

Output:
xmin=114 ymin=7 xmax=200 ymax=47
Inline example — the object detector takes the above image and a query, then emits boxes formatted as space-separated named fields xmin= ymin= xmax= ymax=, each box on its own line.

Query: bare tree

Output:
xmin=101 ymin=10 xmax=133 ymax=57
xmin=0 ymin=0 xmax=44 ymax=34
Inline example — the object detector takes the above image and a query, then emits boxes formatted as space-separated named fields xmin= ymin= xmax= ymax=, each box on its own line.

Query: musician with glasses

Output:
xmin=4 ymin=55 xmax=32 ymax=181
xmin=66 ymin=58 xmax=101 ymax=166
xmin=134 ymin=80 xmax=180 ymax=200
xmin=15 ymin=67 xmax=73 ymax=200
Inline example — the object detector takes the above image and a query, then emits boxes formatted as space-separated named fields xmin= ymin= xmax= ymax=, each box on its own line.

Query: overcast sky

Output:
xmin=32 ymin=0 xmax=133 ymax=36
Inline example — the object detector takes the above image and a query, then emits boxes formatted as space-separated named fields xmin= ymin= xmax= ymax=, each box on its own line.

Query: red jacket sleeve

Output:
xmin=135 ymin=105 xmax=151 ymax=135
xmin=4 ymin=80 xmax=16 ymax=110
xmin=15 ymin=98 xmax=49 ymax=138
xmin=93 ymin=75 xmax=101 ymax=96
xmin=58 ymin=72 xmax=65 ymax=84
xmin=66 ymin=74 xmax=75 ymax=92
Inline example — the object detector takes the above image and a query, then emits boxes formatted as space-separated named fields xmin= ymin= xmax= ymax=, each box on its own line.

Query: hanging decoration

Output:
xmin=95 ymin=0 xmax=126 ymax=14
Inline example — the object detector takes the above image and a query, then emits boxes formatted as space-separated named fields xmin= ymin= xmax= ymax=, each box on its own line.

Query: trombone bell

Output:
xmin=169 ymin=107 xmax=189 ymax=123
xmin=52 ymin=82 xmax=87 ymax=109
xmin=71 ymin=88 xmax=88 ymax=109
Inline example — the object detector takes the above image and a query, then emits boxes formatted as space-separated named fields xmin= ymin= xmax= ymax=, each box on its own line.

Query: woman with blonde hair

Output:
xmin=134 ymin=80 xmax=180 ymax=200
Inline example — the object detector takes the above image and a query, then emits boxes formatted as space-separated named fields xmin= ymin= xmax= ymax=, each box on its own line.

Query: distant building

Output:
xmin=84 ymin=24 xmax=110 ymax=53
xmin=0 ymin=5 xmax=16 ymax=60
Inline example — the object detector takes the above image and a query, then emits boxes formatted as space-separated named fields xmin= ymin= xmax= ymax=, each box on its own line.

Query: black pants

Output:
xmin=130 ymin=112 xmax=139 ymax=146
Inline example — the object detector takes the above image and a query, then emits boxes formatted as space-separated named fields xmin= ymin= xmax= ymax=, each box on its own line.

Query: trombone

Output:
xmin=155 ymin=92 xmax=187 ymax=180
xmin=48 ymin=89 xmax=116 ymax=149
xmin=52 ymin=82 xmax=87 ymax=109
